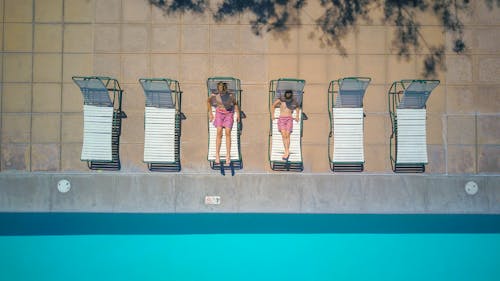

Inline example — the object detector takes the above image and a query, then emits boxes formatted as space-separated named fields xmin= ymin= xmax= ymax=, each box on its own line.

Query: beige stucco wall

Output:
xmin=0 ymin=0 xmax=498 ymax=173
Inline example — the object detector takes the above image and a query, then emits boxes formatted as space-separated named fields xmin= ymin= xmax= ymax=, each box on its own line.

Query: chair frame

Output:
xmin=388 ymin=79 xmax=440 ymax=173
xmin=139 ymin=78 xmax=183 ymax=172
xmin=206 ymin=76 xmax=243 ymax=171
xmin=268 ymin=78 xmax=306 ymax=172
xmin=72 ymin=76 xmax=126 ymax=171
xmin=328 ymin=77 xmax=371 ymax=172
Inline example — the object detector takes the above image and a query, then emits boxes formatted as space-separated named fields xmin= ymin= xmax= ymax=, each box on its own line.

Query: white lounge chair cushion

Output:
xmin=81 ymin=105 xmax=113 ymax=161
xmin=144 ymin=107 xmax=177 ymax=163
xmin=396 ymin=108 xmax=428 ymax=164
xmin=332 ymin=108 xmax=364 ymax=163
xmin=208 ymin=107 xmax=239 ymax=161
xmin=270 ymin=108 xmax=302 ymax=162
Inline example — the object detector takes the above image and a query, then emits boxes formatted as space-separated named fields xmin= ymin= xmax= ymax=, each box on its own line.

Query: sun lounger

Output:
xmin=268 ymin=78 xmax=306 ymax=171
xmin=388 ymin=79 xmax=440 ymax=172
xmin=139 ymin=78 xmax=183 ymax=171
xmin=207 ymin=77 xmax=243 ymax=170
xmin=328 ymin=77 xmax=371 ymax=172
xmin=72 ymin=76 xmax=126 ymax=170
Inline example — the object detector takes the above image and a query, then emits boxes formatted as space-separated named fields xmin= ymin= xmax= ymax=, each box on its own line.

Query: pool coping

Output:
xmin=1 ymin=173 xmax=499 ymax=214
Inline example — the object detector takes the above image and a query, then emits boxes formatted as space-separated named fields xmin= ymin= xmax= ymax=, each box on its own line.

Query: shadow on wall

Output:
xmin=149 ymin=0 xmax=500 ymax=78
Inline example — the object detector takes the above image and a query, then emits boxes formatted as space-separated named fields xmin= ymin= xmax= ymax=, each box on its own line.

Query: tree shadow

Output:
xmin=150 ymin=0 xmax=206 ymax=13
xmin=149 ymin=0 xmax=499 ymax=78
xmin=213 ymin=0 xmax=305 ymax=35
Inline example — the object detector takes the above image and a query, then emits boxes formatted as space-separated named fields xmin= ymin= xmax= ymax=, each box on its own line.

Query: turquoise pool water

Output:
xmin=1 ymin=214 xmax=499 ymax=281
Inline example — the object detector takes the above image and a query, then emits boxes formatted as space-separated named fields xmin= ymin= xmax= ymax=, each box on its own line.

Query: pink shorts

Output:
xmin=213 ymin=108 xmax=234 ymax=128
xmin=278 ymin=116 xmax=293 ymax=133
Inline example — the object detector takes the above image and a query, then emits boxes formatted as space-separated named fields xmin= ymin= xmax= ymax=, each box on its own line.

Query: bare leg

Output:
xmin=280 ymin=130 xmax=288 ymax=159
xmin=225 ymin=127 xmax=232 ymax=164
xmin=283 ymin=131 xmax=291 ymax=159
xmin=215 ymin=127 xmax=222 ymax=164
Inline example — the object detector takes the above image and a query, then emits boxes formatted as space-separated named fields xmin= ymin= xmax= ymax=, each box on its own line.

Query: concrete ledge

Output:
xmin=0 ymin=173 xmax=498 ymax=213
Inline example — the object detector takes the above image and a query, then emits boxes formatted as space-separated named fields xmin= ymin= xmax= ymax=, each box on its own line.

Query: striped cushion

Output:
xmin=144 ymin=107 xmax=176 ymax=163
xmin=396 ymin=109 xmax=428 ymax=164
xmin=332 ymin=108 xmax=364 ymax=163
xmin=81 ymin=105 xmax=113 ymax=161
xmin=208 ymin=107 xmax=239 ymax=161
xmin=270 ymin=108 xmax=302 ymax=162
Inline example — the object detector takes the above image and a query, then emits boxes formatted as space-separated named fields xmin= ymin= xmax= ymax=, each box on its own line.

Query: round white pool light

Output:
xmin=57 ymin=179 xmax=71 ymax=193
xmin=464 ymin=181 xmax=478 ymax=195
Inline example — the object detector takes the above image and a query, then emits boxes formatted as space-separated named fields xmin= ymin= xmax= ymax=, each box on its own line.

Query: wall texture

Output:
xmin=0 ymin=0 xmax=499 ymax=174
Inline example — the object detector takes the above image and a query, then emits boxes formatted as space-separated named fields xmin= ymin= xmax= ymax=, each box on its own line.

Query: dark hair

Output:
xmin=284 ymin=90 xmax=293 ymax=100
xmin=216 ymin=81 xmax=228 ymax=93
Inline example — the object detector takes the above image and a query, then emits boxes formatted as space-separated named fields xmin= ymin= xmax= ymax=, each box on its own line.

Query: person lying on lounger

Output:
xmin=271 ymin=90 xmax=300 ymax=161
xmin=207 ymin=81 xmax=240 ymax=165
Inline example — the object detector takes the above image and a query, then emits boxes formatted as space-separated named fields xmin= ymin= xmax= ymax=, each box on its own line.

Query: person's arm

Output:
xmin=271 ymin=99 xmax=280 ymax=119
xmin=207 ymin=95 xmax=214 ymax=122
xmin=230 ymin=94 xmax=240 ymax=123
xmin=294 ymin=102 xmax=301 ymax=122
xmin=234 ymin=103 xmax=240 ymax=123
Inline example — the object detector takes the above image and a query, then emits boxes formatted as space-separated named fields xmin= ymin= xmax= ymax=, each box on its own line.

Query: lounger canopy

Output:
xmin=388 ymin=79 xmax=440 ymax=173
xmin=72 ymin=76 xmax=126 ymax=170
xmin=268 ymin=78 xmax=306 ymax=171
xmin=328 ymin=77 xmax=371 ymax=172
xmin=206 ymin=77 xmax=243 ymax=170
xmin=139 ymin=78 xmax=182 ymax=171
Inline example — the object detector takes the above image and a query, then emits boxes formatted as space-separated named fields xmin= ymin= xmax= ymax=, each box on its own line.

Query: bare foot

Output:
xmin=225 ymin=156 xmax=231 ymax=165
xmin=214 ymin=156 xmax=220 ymax=165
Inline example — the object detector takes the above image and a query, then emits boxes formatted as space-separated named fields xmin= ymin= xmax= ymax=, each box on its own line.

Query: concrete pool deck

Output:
xmin=0 ymin=173 xmax=499 ymax=214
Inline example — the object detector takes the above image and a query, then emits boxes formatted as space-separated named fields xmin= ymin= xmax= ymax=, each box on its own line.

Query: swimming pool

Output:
xmin=1 ymin=213 xmax=499 ymax=281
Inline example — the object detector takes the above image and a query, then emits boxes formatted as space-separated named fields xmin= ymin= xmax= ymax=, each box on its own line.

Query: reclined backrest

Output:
xmin=207 ymin=78 xmax=239 ymax=98
xmin=398 ymin=80 xmax=439 ymax=109
xmin=336 ymin=78 xmax=370 ymax=108
xmin=73 ymin=78 xmax=113 ymax=107
xmin=140 ymin=79 xmax=174 ymax=109
xmin=275 ymin=79 xmax=305 ymax=106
